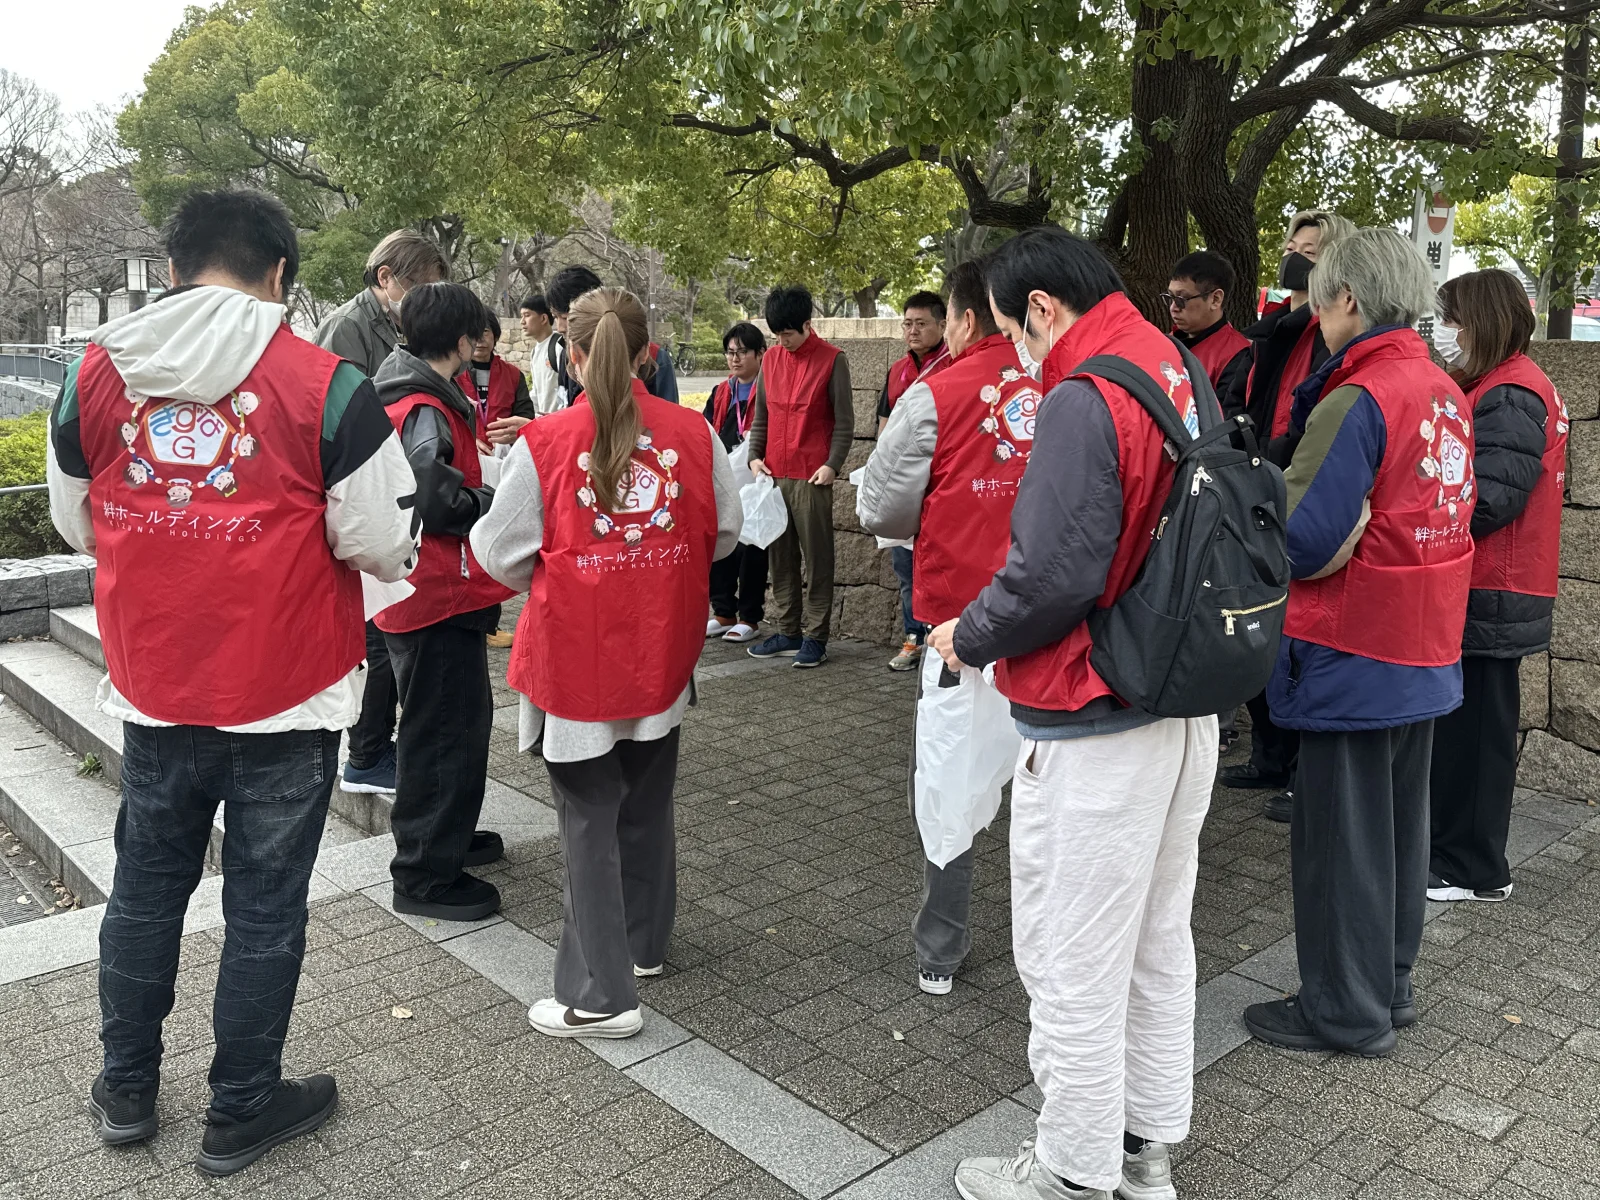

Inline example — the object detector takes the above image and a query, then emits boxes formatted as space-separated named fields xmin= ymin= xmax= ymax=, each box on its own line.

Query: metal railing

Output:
xmin=0 ymin=484 xmax=47 ymax=496
xmin=0 ymin=344 xmax=79 ymax=387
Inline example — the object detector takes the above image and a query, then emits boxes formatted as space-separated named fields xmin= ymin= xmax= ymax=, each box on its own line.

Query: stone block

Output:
xmin=836 ymin=582 xmax=900 ymax=646
xmin=44 ymin=566 xmax=91 ymax=608
xmin=0 ymin=607 xmax=48 ymax=639
xmin=0 ymin=561 xmax=46 ymax=612
xmin=1521 ymin=652 xmax=1550 ymax=731
xmin=1528 ymin=339 xmax=1600 ymax=420
xmin=834 ymin=530 xmax=881 ymax=587
xmin=1516 ymin=727 xmax=1600 ymax=801
xmin=878 ymin=548 xmax=901 ymax=591
xmin=835 ymin=339 xmax=899 ymax=401
xmin=1559 ymin=506 xmax=1600 ymax=584
xmin=1569 ymin=420 xmax=1600 ymax=506
xmin=851 ymin=388 xmax=881 ymax=437
xmin=833 ymin=441 xmax=876 ymax=535
xmin=1552 ymin=576 xmax=1600 ymax=662
xmin=1552 ymin=658 xmax=1600 ymax=752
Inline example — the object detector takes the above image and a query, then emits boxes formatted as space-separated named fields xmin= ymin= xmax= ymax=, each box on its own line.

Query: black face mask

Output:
xmin=1278 ymin=252 xmax=1314 ymax=292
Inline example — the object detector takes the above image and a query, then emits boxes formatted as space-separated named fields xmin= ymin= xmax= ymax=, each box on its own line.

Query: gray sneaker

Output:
xmin=954 ymin=1139 xmax=1111 ymax=1200
xmin=1117 ymin=1141 xmax=1177 ymax=1200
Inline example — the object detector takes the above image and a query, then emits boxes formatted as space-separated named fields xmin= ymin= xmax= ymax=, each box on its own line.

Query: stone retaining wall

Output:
xmin=0 ymin=555 xmax=96 ymax=639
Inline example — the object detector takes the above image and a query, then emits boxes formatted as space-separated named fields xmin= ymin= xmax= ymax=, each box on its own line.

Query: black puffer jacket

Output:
xmin=1463 ymin=381 xmax=1554 ymax=658
xmin=1224 ymin=302 xmax=1328 ymax=463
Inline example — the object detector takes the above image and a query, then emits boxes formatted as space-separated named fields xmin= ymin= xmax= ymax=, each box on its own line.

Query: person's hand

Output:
xmin=928 ymin=619 xmax=968 ymax=671
xmin=487 ymin=416 xmax=531 ymax=445
xmin=476 ymin=438 xmax=494 ymax=455
xmin=748 ymin=457 xmax=772 ymax=478
xmin=809 ymin=464 xmax=837 ymax=486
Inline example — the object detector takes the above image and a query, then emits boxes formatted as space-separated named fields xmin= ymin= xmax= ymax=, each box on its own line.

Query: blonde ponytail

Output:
xmin=567 ymin=287 xmax=649 ymax=512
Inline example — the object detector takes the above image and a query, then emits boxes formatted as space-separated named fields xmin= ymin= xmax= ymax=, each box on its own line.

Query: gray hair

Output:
xmin=1307 ymin=227 xmax=1436 ymax=330
xmin=1284 ymin=209 xmax=1357 ymax=252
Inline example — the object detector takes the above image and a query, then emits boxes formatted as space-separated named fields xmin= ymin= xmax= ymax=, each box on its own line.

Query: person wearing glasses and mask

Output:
xmin=1166 ymin=250 xmax=1252 ymax=403
xmin=704 ymin=322 xmax=769 ymax=643
xmin=1218 ymin=209 xmax=1354 ymax=822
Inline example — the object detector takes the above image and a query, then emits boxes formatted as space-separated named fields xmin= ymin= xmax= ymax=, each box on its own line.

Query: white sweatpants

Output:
xmin=1011 ymin=716 xmax=1216 ymax=1191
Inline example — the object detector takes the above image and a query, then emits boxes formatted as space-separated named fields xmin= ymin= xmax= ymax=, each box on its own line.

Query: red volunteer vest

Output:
xmin=994 ymin=294 xmax=1195 ymax=713
xmin=1284 ymin=328 xmax=1476 ymax=666
xmin=709 ymin=376 xmax=757 ymax=440
xmin=509 ymin=380 xmax=718 ymax=720
xmin=1271 ymin=314 xmax=1320 ymax=437
xmin=762 ymin=333 xmax=842 ymax=478
xmin=375 ymin=391 xmax=514 ymax=633
xmin=884 ymin=343 xmax=953 ymax=412
xmin=914 ymin=334 xmax=1039 ymax=625
xmin=75 ymin=326 xmax=365 ymax=726
xmin=1185 ymin=321 xmax=1249 ymax=389
xmin=453 ymin=356 xmax=521 ymax=428
xmin=1467 ymin=353 xmax=1567 ymax=597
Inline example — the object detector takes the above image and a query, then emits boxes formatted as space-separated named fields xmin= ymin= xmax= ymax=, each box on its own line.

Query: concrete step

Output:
xmin=0 ymin=640 xmax=122 ymax=776
xmin=50 ymin=604 xmax=103 ymax=669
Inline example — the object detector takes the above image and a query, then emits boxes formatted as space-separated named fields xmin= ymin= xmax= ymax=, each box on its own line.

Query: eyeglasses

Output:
xmin=1161 ymin=291 xmax=1212 ymax=309
xmin=725 ymin=347 xmax=756 ymax=358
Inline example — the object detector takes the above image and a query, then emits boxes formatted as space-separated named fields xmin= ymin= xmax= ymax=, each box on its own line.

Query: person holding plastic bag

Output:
xmin=856 ymin=258 xmax=1037 ymax=996
xmin=470 ymin=288 xmax=742 ymax=1040
xmin=703 ymin=322 xmax=769 ymax=643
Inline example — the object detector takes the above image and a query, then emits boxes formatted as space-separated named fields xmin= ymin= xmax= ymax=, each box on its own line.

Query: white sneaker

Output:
xmin=1427 ymin=881 xmax=1513 ymax=903
xmin=633 ymin=963 xmax=664 ymax=977
xmin=918 ymin=969 xmax=954 ymax=995
xmin=707 ymin=616 xmax=734 ymax=638
xmin=954 ymin=1139 xmax=1111 ymax=1200
xmin=1117 ymin=1141 xmax=1176 ymax=1200
xmin=527 ymin=998 xmax=642 ymax=1039
xmin=722 ymin=622 xmax=760 ymax=643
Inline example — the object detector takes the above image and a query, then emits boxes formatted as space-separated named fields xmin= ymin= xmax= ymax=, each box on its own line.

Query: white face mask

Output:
xmin=1432 ymin=320 xmax=1465 ymax=365
xmin=1012 ymin=325 xmax=1043 ymax=380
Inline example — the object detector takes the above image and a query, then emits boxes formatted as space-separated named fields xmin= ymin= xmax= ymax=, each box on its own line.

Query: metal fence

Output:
xmin=0 ymin=345 xmax=78 ymax=387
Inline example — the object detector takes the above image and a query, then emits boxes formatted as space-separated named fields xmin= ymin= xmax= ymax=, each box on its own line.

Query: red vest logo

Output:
xmin=575 ymin=431 xmax=681 ymax=544
xmin=1416 ymin=396 xmax=1474 ymax=525
xmin=122 ymin=388 xmax=261 ymax=507
xmin=980 ymin=367 xmax=1043 ymax=462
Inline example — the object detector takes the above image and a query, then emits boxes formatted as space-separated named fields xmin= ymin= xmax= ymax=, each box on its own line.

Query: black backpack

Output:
xmin=1074 ymin=344 xmax=1289 ymax=719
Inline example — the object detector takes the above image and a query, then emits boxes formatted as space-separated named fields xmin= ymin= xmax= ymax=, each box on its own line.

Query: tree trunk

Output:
xmin=854 ymin=278 xmax=886 ymax=318
xmin=1547 ymin=21 xmax=1590 ymax=340
xmin=681 ymin=278 xmax=700 ymax=356
xmin=1177 ymin=58 xmax=1262 ymax=330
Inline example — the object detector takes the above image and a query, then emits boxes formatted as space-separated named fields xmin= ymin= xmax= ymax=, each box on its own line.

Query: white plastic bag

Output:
xmin=739 ymin=473 xmax=789 ymax=548
xmin=728 ymin=438 xmax=750 ymax=478
xmin=914 ymin=649 xmax=1021 ymax=868
xmin=478 ymin=452 xmax=503 ymax=489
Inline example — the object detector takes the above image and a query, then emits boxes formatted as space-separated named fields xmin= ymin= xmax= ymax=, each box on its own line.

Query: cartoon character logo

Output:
xmin=144 ymin=401 xmax=235 ymax=468
xmin=575 ymin=430 xmax=681 ymax=541
xmin=1159 ymin=361 xmax=1199 ymax=438
xmin=1416 ymin=394 xmax=1475 ymax=524
xmin=981 ymin=379 xmax=1042 ymax=463
xmin=122 ymin=387 xmax=261 ymax=501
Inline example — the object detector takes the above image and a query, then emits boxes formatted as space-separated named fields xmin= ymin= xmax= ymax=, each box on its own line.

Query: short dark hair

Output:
xmin=986 ymin=227 xmax=1125 ymax=326
xmin=400 ymin=282 xmax=487 ymax=360
xmin=519 ymin=293 xmax=551 ymax=317
xmin=1170 ymin=250 xmax=1235 ymax=299
xmin=902 ymin=290 xmax=946 ymax=322
xmin=546 ymin=266 xmax=604 ymax=315
xmin=480 ymin=309 xmax=501 ymax=341
xmin=944 ymin=259 xmax=998 ymax=337
xmin=722 ymin=321 xmax=766 ymax=354
xmin=163 ymin=188 xmax=299 ymax=294
xmin=764 ymin=285 xmax=813 ymax=333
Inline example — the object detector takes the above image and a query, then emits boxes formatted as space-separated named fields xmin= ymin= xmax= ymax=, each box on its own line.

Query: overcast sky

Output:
xmin=5 ymin=1 xmax=194 ymax=115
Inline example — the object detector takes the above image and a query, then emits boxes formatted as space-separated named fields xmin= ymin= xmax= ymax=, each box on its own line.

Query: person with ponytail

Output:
xmin=1427 ymin=270 xmax=1568 ymax=905
xmin=471 ymin=288 xmax=743 ymax=1040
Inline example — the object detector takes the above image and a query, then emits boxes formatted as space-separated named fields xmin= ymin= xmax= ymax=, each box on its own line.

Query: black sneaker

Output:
xmin=464 ymin=830 xmax=504 ymax=868
xmin=392 ymin=873 xmax=500 ymax=922
xmin=1243 ymin=996 xmax=1395 ymax=1058
xmin=1262 ymin=790 xmax=1293 ymax=823
xmin=87 ymin=1073 xmax=158 ymax=1145
xmin=196 ymin=1075 xmax=338 ymax=1177
xmin=1218 ymin=762 xmax=1291 ymax=790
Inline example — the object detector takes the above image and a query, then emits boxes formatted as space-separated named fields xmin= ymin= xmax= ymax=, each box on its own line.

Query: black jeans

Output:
xmin=1430 ymin=656 xmax=1520 ymax=891
xmin=1292 ymin=721 xmax=1433 ymax=1050
xmin=99 ymin=724 xmax=337 ymax=1119
xmin=709 ymin=543 xmax=767 ymax=624
xmin=1245 ymin=688 xmax=1299 ymax=781
xmin=347 ymin=620 xmax=397 ymax=770
xmin=385 ymin=621 xmax=493 ymax=899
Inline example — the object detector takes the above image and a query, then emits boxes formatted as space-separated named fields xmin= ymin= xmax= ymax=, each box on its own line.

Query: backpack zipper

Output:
xmin=1190 ymin=464 xmax=1213 ymax=496
xmin=1222 ymin=593 xmax=1286 ymax=634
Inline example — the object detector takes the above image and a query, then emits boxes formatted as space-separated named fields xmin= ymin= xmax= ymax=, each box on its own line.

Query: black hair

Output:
xmin=400 ymin=282 xmax=487 ymax=360
xmin=519 ymin=293 xmax=551 ymax=317
xmin=986 ymin=227 xmax=1125 ymax=326
xmin=162 ymin=188 xmax=299 ymax=294
xmin=764 ymin=285 xmax=813 ymax=333
xmin=480 ymin=309 xmax=501 ymax=341
xmin=722 ymin=321 xmax=767 ymax=354
xmin=546 ymin=266 xmax=604 ymax=315
xmin=902 ymin=290 xmax=946 ymax=321
xmin=944 ymin=259 xmax=998 ymax=337
xmin=1170 ymin=250 xmax=1235 ymax=299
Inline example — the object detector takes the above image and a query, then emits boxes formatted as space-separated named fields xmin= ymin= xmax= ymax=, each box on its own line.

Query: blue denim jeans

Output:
xmin=891 ymin=546 xmax=926 ymax=641
xmin=99 ymin=724 xmax=337 ymax=1119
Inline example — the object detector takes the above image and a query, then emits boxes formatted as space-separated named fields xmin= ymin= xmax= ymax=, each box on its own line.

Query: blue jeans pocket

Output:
xmin=230 ymin=731 xmax=327 ymax=803
xmin=119 ymin=726 xmax=164 ymax=787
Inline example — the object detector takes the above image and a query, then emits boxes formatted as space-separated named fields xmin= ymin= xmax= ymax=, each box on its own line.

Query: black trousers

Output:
xmin=709 ymin=543 xmax=767 ymax=624
xmin=545 ymin=731 xmax=680 ymax=1014
xmin=1292 ymin=721 xmax=1432 ymax=1050
xmin=1245 ymin=688 xmax=1299 ymax=780
xmin=384 ymin=621 xmax=493 ymax=899
xmin=347 ymin=621 xmax=398 ymax=770
xmin=1430 ymin=656 xmax=1520 ymax=891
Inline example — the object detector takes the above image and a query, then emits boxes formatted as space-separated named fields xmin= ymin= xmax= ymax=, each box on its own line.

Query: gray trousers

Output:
xmin=1292 ymin=721 xmax=1433 ymax=1050
xmin=544 ymin=729 xmax=680 ymax=1014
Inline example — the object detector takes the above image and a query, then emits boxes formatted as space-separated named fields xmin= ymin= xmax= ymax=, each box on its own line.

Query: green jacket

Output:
xmin=312 ymin=288 xmax=398 ymax=379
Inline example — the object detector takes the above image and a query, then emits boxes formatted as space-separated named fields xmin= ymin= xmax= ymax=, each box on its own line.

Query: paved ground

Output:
xmin=3 ymin=622 xmax=1600 ymax=1198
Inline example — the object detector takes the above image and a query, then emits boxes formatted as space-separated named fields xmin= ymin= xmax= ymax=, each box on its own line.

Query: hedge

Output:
xmin=0 ymin=411 xmax=70 ymax=560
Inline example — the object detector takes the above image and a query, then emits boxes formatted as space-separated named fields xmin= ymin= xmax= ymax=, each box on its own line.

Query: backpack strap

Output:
xmin=1073 ymin=339 xmax=1226 ymax=453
